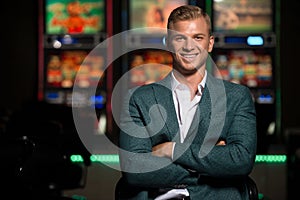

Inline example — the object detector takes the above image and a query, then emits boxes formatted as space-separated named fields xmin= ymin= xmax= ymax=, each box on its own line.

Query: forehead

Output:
xmin=168 ymin=18 xmax=209 ymax=35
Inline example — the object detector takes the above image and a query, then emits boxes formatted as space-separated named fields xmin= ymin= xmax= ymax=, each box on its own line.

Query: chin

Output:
xmin=182 ymin=62 xmax=199 ymax=70
xmin=179 ymin=66 xmax=198 ymax=75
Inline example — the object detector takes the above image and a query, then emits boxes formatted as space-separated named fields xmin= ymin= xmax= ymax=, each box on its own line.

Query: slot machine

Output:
xmin=38 ymin=0 xmax=116 ymax=154
xmin=208 ymin=0 xmax=280 ymax=153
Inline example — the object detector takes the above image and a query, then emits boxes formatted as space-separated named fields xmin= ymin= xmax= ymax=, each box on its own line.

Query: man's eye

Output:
xmin=175 ymin=36 xmax=185 ymax=41
xmin=195 ymin=36 xmax=203 ymax=41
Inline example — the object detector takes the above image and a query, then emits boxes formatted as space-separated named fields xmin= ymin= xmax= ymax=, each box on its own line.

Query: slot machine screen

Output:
xmin=45 ymin=0 xmax=105 ymax=34
xmin=213 ymin=49 xmax=273 ymax=88
xmin=128 ymin=0 xmax=187 ymax=33
xmin=45 ymin=50 xmax=105 ymax=89
xmin=212 ymin=0 xmax=273 ymax=33
xmin=129 ymin=50 xmax=173 ymax=87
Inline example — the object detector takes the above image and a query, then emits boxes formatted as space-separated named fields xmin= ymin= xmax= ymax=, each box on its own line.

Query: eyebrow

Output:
xmin=171 ymin=33 xmax=207 ymax=38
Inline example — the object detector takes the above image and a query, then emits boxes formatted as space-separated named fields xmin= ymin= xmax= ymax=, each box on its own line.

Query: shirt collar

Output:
xmin=171 ymin=70 xmax=207 ymax=95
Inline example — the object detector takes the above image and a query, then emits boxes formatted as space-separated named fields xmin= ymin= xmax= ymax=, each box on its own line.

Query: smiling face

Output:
xmin=167 ymin=17 xmax=214 ymax=76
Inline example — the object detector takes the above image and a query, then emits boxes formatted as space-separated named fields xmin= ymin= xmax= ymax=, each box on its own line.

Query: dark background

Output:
xmin=0 ymin=0 xmax=299 ymax=145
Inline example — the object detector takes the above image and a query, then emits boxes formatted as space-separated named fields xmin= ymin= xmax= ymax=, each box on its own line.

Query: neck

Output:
xmin=173 ymin=68 xmax=205 ymax=97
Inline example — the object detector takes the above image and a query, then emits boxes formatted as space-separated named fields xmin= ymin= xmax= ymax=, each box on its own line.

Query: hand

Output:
xmin=152 ymin=142 xmax=174 ymax=158
xmin=216 ymin=140 xmax=226 ymax=146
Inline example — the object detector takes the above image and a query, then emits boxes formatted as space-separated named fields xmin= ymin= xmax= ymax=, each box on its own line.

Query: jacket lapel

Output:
xmin=152 ymin=73 xmax=215 ymax=144
xmin=153 ymin=74 xmax=180 ymax=142
xmin=194 ymin=74 xmax=227 ymax=157
xmin=198 ymin=82 xmax=212 ymax=134
xmin=184 ymin=83 xmax=211 ymax=144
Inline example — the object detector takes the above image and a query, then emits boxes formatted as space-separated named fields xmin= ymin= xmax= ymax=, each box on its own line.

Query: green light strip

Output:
xmin=205 ymin=0 xmax=212 ymax=17
xmin=72 ymin=195 xmax=87 ymax=200
xmin=90 ymin=154 xmax=120 ymax=163
xmin=70 ymin=155 xmax=84 ymax=162
xmin=258 ymin=193 xmax=264 ymax=200
xmin=70 ymin=154 xmax=287 ymax=164
xmin=255 ymin=154 xmax=286 ymax=163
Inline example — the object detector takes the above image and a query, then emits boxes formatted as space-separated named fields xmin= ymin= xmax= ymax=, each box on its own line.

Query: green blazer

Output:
xmin=118 ymin=72 xmax=257 ymax=200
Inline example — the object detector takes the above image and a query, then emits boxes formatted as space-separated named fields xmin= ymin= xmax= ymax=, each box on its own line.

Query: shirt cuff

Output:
xmin=171 ymin=142 xmax=176 ymax=160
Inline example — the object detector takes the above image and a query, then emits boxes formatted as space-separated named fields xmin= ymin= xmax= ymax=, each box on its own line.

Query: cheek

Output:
xmin=195 ymin=43 xmax=205 ymax=52
xmin=169 ymin=40 xmax=183 ymax=50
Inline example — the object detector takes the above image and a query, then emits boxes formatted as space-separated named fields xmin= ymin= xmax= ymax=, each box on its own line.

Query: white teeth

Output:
xmin=185 ymin=55 xmax=195 ymax=58
xmin=182 ymin=54 xmax=196 ymax=58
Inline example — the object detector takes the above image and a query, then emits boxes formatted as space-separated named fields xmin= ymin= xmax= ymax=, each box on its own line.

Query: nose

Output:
xmin=183 ymin=37 xmax=195 ymax=51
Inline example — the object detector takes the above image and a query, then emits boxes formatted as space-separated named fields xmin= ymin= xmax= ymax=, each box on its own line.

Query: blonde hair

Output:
xmin=167 ymin=5 xmax=212 ymax=35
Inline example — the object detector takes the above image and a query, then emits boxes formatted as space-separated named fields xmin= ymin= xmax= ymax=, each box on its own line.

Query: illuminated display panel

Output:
xmin=129 ymin=50 xmax=173 ymax=87
xmin=45 ymin=0 xmax=105 ymax=34
xmin=45 ymin=50 xmax=105 ymax=88
xmin=129 ymin=0 xmax=187 ymax=33
xmin=213 ymin=49 xmax=273 ymax=88
xmin=213 ymin=0 xmax=273 ymax=33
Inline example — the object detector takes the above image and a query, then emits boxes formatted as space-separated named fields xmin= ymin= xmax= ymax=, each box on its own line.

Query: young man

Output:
xmin=118 ymin=5 xmax=257 ymax=200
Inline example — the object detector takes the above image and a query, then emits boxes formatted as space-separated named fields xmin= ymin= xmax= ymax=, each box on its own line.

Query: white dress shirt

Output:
xmin=171 ymin=71 xmax=206 ymax=143
xmin=155 ymin=70 xmax=207 ymax=200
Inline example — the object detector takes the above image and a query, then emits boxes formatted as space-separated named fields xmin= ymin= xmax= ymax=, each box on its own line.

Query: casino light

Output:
xmin=53 ymin=40 xmax=62 ymax=48
xmin=70 ymin=154 xmax=287 ymax=164
xmin=255 ymin=155 xmax=287 ymax=163
xmin=90 ymin=154 xmax=120 ymax=163
xmin=70 ymin=155 xmax=84 ymax=162
xmin=247 ymin=36 xmax=264 ymax=46
xmin=72 ymin=195 xmax=87 ymax=200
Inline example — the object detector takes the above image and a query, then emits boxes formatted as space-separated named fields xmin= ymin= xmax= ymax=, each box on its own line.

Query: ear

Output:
xmin=208 ymin=35 xmax=214 ymax=53
xmin=164 ymin=35 xmax=169 ymax=49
